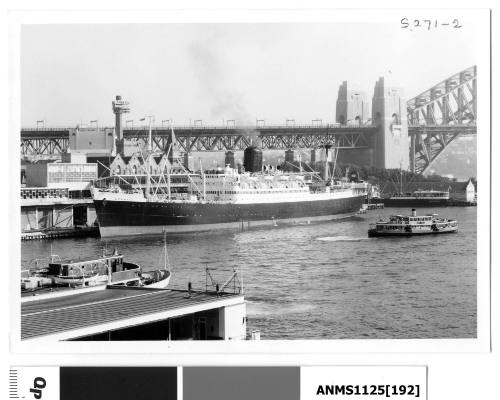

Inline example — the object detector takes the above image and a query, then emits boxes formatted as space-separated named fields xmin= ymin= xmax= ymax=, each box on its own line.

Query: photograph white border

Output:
xmin=8 ymin=7 xmax=491 ymax=357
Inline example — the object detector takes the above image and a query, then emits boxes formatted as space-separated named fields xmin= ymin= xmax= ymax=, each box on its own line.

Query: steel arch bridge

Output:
xmin=407 ymin=65 xmax=477 ymax=174
xmin=20 ymin=125 xmax=378 ymax=158
xmin=20 ymin=66 xmax=478 ymax=175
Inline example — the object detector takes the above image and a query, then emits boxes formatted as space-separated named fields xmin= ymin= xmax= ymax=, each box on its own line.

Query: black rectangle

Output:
xmin=60 ymin=367 xmax=176 ymax=400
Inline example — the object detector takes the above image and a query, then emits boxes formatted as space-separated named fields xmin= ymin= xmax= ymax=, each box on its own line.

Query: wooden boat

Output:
xmin=368 ymin=209 xmax=458 ymax=237
xmin=21 ymin=248 xmax=171 ymax=293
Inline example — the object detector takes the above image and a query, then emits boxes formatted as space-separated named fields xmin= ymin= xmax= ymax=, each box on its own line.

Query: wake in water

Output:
xmin=316 ymin=236 xmax=370 ymax=242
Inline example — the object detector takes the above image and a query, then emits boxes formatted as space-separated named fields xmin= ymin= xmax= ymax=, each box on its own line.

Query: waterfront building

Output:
xmin=25 ymin=161 xmax=97 ymax=191
xmin=21 ymin=159 xmax=99 ymax=236
xmin=21 ymin=286 xmax=247 ymax=341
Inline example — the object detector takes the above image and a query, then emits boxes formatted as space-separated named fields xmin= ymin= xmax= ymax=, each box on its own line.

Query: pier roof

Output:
xmin=21 ymin=286 xmax=243 ymax=341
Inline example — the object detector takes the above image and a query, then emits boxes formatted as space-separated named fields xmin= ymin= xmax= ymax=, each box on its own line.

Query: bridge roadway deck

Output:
xmin=21 ymin=124 xmax=477 ymax=139
xmin=20 ymin=124 xmax=476 ymax=160
xmin=408 ymin=124 xmax=477 ymax=135
xmin=21 ymin=124 xmax=378 ymax=137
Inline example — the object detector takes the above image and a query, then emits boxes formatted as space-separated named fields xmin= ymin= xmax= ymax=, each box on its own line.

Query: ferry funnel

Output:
xmin=411 ymin=209 xmax=417 ymax=217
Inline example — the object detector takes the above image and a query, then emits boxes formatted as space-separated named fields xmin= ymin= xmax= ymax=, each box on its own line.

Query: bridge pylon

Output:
xmin=372 ymin=77 xmax=409 ymax=170
xmin=335 ymin=81 xmax=370 ymax=125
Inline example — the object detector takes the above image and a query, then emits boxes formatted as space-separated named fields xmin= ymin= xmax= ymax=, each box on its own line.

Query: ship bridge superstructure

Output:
xmin=191 ymin=167 xmax=366 ymax=204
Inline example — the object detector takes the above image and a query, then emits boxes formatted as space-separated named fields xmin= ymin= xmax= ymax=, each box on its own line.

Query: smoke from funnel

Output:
xmin=189 ymin=35 xmax=254 ymax=126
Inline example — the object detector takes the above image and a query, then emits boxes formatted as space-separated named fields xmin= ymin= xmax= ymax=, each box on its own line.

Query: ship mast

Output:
xmin=161 ymin=141 xmax=173 ymax=201
xmin=166 ymin=163 xmax=171 ymax=200
xmin=140 ymin=115 xmax=154 ymax=199
xmin=163 ymin=229 xmax=170 ymax=272
xmin=332 ymin=146 xmax=339 ymax=183
xmin=323 ymin=145 xmax=329 ymax=182
xmin=200 ymin=158 xmax=206 ymax=200
xmin=399 ymin=161 xmax=403 ymax=194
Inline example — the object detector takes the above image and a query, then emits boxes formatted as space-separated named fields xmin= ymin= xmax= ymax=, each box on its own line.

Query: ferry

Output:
xmin=368 ymin=209 xmax=458 ymax=237
xmin=21 ymin=248 xmax=171 ymax=294
xmin=375 ymin=189 xmax=451 ymax=207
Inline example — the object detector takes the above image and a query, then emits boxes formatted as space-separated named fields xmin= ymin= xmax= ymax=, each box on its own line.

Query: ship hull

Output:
xmin=368 ymin=227 xmax=458 ymax=237
xmin=94 ymin=195 xmax=365 ymax=237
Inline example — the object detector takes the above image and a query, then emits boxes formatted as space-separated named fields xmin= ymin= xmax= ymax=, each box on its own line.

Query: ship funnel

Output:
xmin=243 ymin=146 xmax=263 ymax=173
xmin=411 ymin=209 xmax=417 ymax=217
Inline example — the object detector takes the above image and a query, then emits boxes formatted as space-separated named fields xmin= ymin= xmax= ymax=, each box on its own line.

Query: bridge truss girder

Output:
xmin=407 ymin=65 xmax=477 ymax=173
xmin=409 ymin=125 xmax=476 ymax=174
xmin=407 ymin=66 xmax=476 ymax=126
xmin=20 ymin=137 xmax=69 ymax=157
xmin=124 ymin=127 xmax=375 ymax=153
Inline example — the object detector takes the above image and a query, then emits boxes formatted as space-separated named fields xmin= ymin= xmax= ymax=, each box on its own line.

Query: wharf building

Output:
xmin=21 ymin=285 xmax=247 ymax=341
xmin=21 ymin=152 xmax=99 ymax=237
xmin=21 ymin=148 xmax=193 ymax=240
xmin=20 ymin=120 xmax=189 ymax=238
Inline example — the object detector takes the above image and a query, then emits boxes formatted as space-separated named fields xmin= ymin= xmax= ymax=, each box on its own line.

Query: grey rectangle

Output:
xmin=184 ymin=367 xmax=300 ymax=400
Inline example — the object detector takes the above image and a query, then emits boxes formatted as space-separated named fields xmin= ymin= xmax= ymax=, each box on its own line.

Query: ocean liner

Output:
xmin=92 ymin=126 xmax=367 ymax=237
xmin=92 ymin=164 xmax=368 ymax=237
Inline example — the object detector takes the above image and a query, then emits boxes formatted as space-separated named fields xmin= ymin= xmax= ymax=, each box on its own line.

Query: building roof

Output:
xmin=153 ymin=155 xmax=165 ymax=164
xmin=21 ymin=286 xmax=243 ymax=340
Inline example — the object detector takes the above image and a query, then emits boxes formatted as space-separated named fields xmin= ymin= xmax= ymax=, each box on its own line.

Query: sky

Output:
xmin=21 ymin=21 xmax=480 ymax=127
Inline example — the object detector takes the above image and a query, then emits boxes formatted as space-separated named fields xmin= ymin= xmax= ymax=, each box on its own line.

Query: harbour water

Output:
xmin=21 ymin=207 xmax=477 ymax=339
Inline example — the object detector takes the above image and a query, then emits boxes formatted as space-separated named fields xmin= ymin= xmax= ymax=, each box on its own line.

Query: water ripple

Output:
xmin=21 ymin=206 xmax=477 ymax=339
